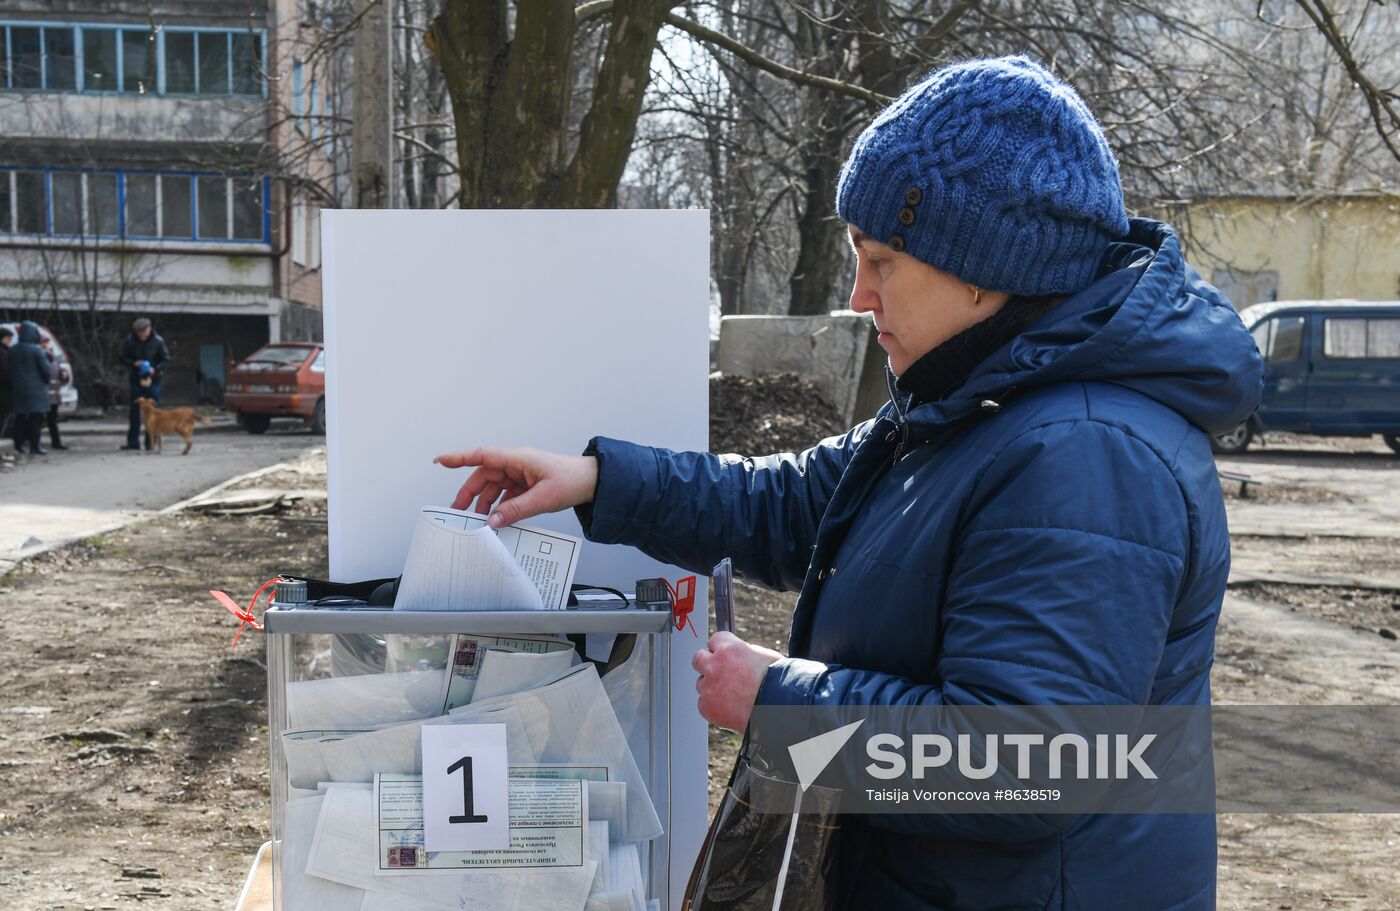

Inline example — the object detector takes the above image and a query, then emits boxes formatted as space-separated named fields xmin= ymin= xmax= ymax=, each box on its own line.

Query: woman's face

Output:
xmin=847 ymin=226 xmax=1008 ymax=376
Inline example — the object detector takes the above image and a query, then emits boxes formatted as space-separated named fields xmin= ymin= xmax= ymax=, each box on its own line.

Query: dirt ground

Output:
xmin=2 ymin=400 xmax=1399 ymax=908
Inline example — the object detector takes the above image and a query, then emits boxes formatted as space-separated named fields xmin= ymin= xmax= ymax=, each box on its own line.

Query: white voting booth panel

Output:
xmin=320 ymin=210 xmax=710 ymax=911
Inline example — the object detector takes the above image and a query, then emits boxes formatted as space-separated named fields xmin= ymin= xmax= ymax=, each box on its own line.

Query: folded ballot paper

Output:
xmin=395 ymin=506 xmax=582 ymax=611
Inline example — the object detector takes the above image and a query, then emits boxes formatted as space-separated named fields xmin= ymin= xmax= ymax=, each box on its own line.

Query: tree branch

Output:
xmin=574 ymin=0 xmax=893 ymax=106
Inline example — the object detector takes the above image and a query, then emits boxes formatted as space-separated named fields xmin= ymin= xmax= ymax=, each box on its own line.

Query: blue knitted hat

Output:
xmin=836 ymin=56 xmax=1128 ymax=296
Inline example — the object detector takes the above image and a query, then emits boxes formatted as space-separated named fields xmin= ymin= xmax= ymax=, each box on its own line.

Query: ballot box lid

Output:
xmin=263 ymin=605 xmax=674 ymax=635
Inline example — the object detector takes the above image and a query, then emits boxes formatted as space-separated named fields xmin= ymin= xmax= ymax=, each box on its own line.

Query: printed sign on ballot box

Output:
xmin=421 ymin=723 xmax=510 ymax=851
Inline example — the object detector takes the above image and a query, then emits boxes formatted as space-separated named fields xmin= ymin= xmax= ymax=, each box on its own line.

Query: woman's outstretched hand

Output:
xmin=433 ymin=447 xmax=599 ymax=528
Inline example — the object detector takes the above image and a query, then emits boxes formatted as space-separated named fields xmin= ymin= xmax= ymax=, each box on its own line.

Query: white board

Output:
xmin=321 ymin=209 xmax=710 ymax=911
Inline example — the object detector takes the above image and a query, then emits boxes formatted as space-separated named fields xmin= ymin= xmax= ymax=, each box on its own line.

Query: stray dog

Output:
xmin=137 ymin=397 xmax=212 ymax=455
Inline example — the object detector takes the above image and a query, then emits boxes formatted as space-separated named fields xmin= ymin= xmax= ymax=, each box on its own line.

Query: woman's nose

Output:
xmin=849 ymin=274 xmax=878 ymax=314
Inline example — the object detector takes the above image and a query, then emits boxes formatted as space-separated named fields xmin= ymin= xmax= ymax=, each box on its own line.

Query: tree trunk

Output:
xmin=352 ymin=0 xmax=393 ymax=207
xmin=427 ymin=0 xmax=673 ymax=208
xmin=787 ymin=6 xmax=856 ymax=316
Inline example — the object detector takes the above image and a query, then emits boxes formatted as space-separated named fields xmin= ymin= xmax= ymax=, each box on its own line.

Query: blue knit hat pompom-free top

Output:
xmin=836 ymin=55 xmax=1129 ymax=296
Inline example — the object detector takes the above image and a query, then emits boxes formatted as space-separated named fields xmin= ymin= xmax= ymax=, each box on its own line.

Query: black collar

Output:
xmin=894 ymin=299 xmax=1054 ymax=407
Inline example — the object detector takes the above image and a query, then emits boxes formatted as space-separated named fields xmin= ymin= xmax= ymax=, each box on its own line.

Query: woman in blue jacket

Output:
xmin=439 ymin=56 xmax=1262 ymax=910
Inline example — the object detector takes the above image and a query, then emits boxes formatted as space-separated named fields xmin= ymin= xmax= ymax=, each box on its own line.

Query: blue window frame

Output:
xmin=0 ymin=166 xmax=269 ymax=244
xmin=0 ymin=21 xmax=265 ymax=97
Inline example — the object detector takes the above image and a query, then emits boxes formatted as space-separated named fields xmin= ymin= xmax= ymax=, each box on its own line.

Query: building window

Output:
xmin=197 ymin=175 xmax=228 ymax=239
xmin=82 ymin=28 xmax=118 ymax=91
xmin=9 ymin=27 xmax=43 ymax=89
xmin=0 ymin=167 xmax=267 ymax=243
xmin=232 ymin=177 xmax=264 ymax=240
xmin=88 ymin=172 xmax=119 ymax=236
xmin=309 ymin=206 xmax=321 ymax=269
xmin=51 ymin=172 xmax=83 ymax=235
xmin=308 ymin=77 xmax=318 ymax=141
xmin=13 ymin=171 xmax=46 ymax=233
xmin=292 ymin=198 xmax=307 ymax=265
xmin=231 ymin=32 xmax=261 ymax=96
xmin=122 ymin=29 xmax=153 ymax=93
xmin=163 ymin=31 xmax=196 ymax=93
xmin=197 ymin=32 xmax=229 ymax=95
xmin=291 ymin=57 xmax=304 ymax=128
xmin=44 ymin=27 xmax=76 ymax=90
xmin=1324 ymin=317 xmax=1400 ymax=359
xmin=0 ymin=22 xmax=264 ymax=95
xmin=126 ymin=172 xmax=158 ymax=236
xmin=162 ymin=174 xmax=194 ymax=238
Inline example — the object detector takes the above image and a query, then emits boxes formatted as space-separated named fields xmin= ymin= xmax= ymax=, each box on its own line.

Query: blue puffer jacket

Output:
xmin=581 ymin=218 xmax=1262 ymax=910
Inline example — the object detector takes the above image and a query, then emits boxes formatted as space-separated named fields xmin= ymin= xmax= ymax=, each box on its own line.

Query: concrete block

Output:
xmin=718 ymin=312 xmax=890 ymax=425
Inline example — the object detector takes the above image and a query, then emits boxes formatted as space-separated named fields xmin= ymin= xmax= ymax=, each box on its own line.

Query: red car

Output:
xmin=223 ymin=343 xmax=325 ymax=434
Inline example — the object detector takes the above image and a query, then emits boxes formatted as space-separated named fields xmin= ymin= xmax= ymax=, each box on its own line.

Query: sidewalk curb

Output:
xmin=0 ymin=453 xmax=317 ymax=577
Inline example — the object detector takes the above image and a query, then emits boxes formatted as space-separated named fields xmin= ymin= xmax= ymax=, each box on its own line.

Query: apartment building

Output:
xmin=0 ymin=0 xmax=337 ymax=406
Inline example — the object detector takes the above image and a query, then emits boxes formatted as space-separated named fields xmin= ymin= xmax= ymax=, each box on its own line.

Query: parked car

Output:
xmin=1212 ymin=300 xmax=1400 ymax=455
xmin=224 ymin=342 xmax=325 ymax=434
xmin=0 ymin=321 xmax=78 ymax=416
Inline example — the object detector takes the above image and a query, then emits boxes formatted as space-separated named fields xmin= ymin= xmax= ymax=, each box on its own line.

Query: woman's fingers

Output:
xmin=486 ymin=481 xmax=557 ymax=528
xmin=449 ymin=466 xmax=501 ymax=511
xmin=438 ymin=447 xmax=599 ymax=526
xmin=473 ymin=482 xmax=505 ymax=516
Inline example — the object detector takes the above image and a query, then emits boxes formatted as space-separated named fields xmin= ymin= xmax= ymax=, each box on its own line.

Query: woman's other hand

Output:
xmin=691 ymin=632 xmax=783 ymax=732
xmin=433 ymin=447 xmax=598 ymax=528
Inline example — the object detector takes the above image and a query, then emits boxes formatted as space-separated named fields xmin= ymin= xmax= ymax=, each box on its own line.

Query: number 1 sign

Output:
xmin=421 ymin=724 xmax=510 ymax=852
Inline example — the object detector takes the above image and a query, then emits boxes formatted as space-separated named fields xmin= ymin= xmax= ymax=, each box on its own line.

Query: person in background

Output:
xmin=10 ymin=321 xmax=52 ymax=456
xmin=40 ymin=336 xmax=69 ymax=451
xmin=119 ymin=317 xmax=170 ymax=452
xmin=0 ymin=327 xmax=13 ymax=448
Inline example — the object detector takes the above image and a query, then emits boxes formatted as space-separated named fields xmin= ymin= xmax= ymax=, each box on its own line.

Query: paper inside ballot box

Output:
xmin=281 ymin=663 xmax=661 ymax=841
xmin=395 ymin=506 xmax=582 ymax=611
xmin=306 ymin=783 xmax=598 ymax=911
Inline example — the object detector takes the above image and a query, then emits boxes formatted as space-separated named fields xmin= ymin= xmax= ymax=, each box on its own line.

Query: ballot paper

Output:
xmin=472 ymin=647 xmax=579 ymax=704
xmin=288 ymin=668 xmax=448 ymax=730
xmin=284 ymin=795 xmax=367 ymax=909
xmin=395 ymin=506 xmax=582 ymax=611
xmin=308 ymin=783 xmax=597 ymax=911
xmin=374 ymin=773 xmax=588 ymax=873
xmin=454 ymin=663 xmax=662 ymax=841
xmin=439 ymin=634 xmax=576 ymax=712
xmin=586 ymin=842 xmax=646 ymax=911
xmin=282 ymin=701 xmax=539 ymax=790
xmin=584 ymin=781 xmax=628 ymax=838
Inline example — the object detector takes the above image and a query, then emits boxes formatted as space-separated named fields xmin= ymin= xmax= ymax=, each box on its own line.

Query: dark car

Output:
xmin=223 ymin=343 xmax=325 ymax=434
xmin=1212 ymin=300 xmax=1400 ymax=454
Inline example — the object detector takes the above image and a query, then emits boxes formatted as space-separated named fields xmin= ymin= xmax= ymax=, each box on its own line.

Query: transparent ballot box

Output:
xmin=264 ymin=605 xmax=673 ymax=910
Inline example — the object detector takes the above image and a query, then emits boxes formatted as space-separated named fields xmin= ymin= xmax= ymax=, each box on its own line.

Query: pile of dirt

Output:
xmin=709 ymin=373 xmax=849 ymax=455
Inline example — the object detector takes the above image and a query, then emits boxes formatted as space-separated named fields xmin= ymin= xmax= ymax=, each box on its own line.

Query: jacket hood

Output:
xmin=908 ymin=217 xmax=1263 ymax=436
xmin=18 ymin=321 xmax=41 ymax=344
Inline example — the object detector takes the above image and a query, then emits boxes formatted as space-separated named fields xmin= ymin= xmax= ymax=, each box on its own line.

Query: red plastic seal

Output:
xmin=210 ymin=577 xmax=279 ymax=648
xmin=666 ymin=575 xmax=698 ymax=637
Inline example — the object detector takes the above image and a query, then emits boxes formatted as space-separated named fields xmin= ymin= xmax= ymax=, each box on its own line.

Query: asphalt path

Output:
xmin=0 ymin=415 xmax=319 ymax=569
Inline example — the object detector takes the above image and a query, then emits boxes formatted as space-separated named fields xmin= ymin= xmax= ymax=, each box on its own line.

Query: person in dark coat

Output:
xmin=119 ymin=316 xmax=170 ymax=451
xmin=40 ymin=336 xmax=69 ymax=450
xmin=10 ymin=321 xmax=53 ymax=455
xmin=436 ymin=57 xmax=1263 ymax=910
xmin=0 ymin=326 xmax=13 ymax=447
